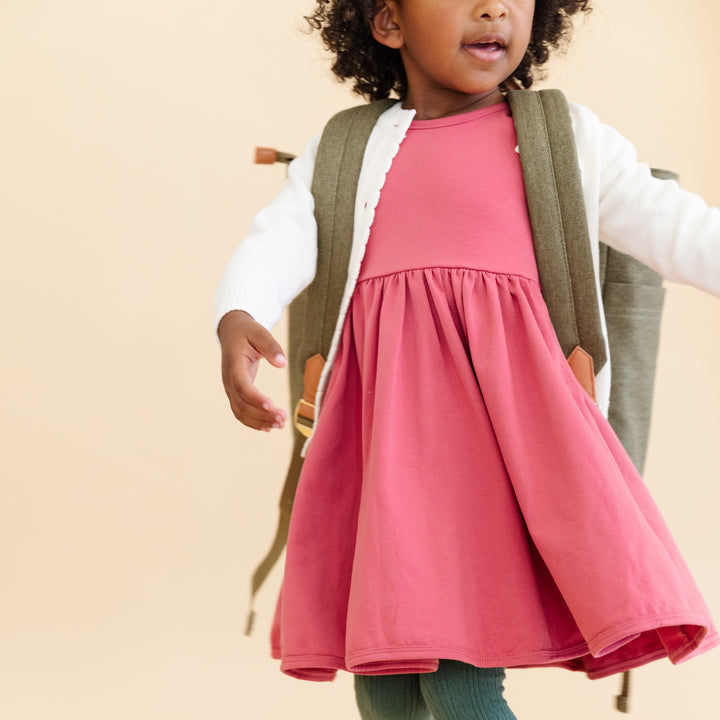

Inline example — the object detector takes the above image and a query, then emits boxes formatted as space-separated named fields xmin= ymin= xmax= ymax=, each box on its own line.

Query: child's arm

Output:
xmin=218 ymin=310 xmax=287 ymax=431
xmin=600 ymin=136 xmax=720 ymax=295
xmin=214 ymin=134 xmax=321 ymax=330
xmin=571 ymin=103 xmax=720 ymax=295
xmin=214 ymin=135 xmax=321 ymax=429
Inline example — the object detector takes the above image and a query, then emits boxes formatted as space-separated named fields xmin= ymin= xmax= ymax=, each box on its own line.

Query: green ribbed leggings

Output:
xmin=354 ymin=662 xmax=517 ymax=720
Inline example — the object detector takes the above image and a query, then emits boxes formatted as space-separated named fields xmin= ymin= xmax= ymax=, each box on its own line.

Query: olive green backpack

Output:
xmin=249 ymin=90 xmax=669 ymax=713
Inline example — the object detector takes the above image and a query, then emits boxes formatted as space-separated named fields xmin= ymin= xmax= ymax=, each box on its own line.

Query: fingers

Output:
xmin=247 ymin=322 xmax=287 ymax=370
xmin=218 ymin=310 xmax=289 ymax=431
xmin=224 ymin=354 xmax=288 ymax=431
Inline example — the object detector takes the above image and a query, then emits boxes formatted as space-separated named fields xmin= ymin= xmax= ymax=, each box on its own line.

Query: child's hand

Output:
xmin=218 ymin=310 xmax=288 ymax=432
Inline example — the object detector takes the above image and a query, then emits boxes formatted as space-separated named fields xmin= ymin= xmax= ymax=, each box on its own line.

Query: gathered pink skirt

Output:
xmin=271 ymin=267 xmax=718 ymax=681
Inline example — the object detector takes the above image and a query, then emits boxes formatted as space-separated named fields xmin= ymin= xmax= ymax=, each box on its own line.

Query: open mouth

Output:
xmin=462 ymin=37 xmax=507 ymax=63
xmin=463 ymin=34 xmax=507 ymax=55
xmin=469 ymin=41 xmax=504 ymax=52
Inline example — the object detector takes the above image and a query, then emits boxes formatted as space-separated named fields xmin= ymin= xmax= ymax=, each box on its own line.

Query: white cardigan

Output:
xmin=215 ymin=101 xmax=720 ymax=422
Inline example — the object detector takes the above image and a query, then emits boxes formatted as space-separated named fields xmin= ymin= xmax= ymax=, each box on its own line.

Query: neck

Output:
xmin=402 ymin=87 xmax=505 ymax=120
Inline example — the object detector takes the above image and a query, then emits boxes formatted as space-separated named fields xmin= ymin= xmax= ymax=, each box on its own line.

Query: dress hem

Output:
xmin=587 ymin=612 xmax=713 ymax=660
xmin=272 ymin=622 xmax=720 ymax=682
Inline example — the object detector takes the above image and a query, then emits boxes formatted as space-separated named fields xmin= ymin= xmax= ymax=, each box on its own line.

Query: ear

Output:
xmin=371 ymin=2 xmax=403 ymax=49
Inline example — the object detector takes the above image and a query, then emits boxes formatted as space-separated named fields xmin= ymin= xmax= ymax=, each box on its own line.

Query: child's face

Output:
xmin=372 ymin=0 xmax=535 ymax=118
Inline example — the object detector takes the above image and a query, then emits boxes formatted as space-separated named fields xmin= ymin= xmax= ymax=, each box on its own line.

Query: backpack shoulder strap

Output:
xmin=306 ymin=99 xmax=398 ymax=357
xmin=246 ymin=98 xmax=396 ymax=634
xmin=291 ymin=98 xmax=398 ymax=435
xmin=507 ymin=89 xmax=607 ymax=395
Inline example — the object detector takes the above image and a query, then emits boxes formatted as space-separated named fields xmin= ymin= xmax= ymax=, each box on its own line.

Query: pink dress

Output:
xmin=270 ymin=104 xmax=718 ymax=681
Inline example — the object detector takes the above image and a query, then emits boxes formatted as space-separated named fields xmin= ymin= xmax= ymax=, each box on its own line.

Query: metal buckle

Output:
xmin=293 ymin=399 xmax=315 ymax=438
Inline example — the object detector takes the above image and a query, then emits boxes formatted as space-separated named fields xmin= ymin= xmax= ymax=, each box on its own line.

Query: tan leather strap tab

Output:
xmin=302 ymin=353 xmax=325 ymax=405
xmin=293 ymin=353 xmax=325 ymax=436
xmin=567 ymin=346 xmax=596 ymax=402
xmin=254 ymin=147 xmax=277 ymax=164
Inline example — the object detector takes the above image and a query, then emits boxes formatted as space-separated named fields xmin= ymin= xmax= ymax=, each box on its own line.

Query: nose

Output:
xmin=474 ymin=1 xmax=508 ymax=21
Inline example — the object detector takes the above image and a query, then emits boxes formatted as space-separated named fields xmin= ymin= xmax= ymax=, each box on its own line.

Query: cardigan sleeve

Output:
xmin=213 ymin=133 xmax=321 ymax=332
xmin=572 ymin=104 xmax=720 ymax=297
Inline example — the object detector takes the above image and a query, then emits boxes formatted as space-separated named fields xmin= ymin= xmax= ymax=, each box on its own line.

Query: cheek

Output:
xmin=516 ymin=20 xmax=534 ymax=56
xmin=515 ymin=0 xmax=536 ymax=42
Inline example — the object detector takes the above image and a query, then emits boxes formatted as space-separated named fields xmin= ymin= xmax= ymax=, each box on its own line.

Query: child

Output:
xmin=216 ymin=1 xmax=720 ymax=718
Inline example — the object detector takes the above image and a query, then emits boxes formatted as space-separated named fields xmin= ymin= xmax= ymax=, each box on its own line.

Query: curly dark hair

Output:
xmin=306 ymin=0 xmax=592 ymax=100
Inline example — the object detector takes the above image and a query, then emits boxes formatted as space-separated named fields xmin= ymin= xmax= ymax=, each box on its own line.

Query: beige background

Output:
xmin=1 ymin=1 xmax=718 ymax=718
